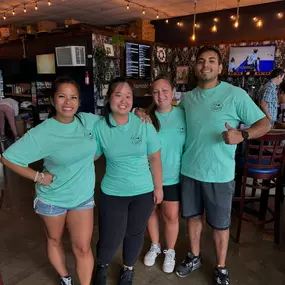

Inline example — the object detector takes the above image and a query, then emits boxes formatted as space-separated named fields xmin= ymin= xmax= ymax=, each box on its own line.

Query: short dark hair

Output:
xmin=196 ymin=46 xmax=222 ymax=64
xmin=104 ymin=77 xmax=135 ymax=128
xmin=270 ymin=68 xmax=284 ymax=79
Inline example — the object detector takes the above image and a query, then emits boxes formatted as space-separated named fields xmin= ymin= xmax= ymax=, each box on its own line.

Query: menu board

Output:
xmin=126 ymin=42 xmax=151 ymax=79
xmin=126 ymin=42 xmax=139 ymax=79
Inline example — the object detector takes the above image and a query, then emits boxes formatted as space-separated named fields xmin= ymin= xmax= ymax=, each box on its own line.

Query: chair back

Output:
xmin=244 ymin=132 xmax=285 ymax=177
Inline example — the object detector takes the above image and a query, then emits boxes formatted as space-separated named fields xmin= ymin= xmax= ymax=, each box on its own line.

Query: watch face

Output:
xmin=242 ymin=130 xmax=249 ymax=139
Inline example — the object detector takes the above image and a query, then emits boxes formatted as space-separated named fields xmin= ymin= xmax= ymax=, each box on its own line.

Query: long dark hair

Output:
xmin=146 ymin=75 xmax=174 ymax=132
xmin=104 ymin=77 xmax=135 ymax=128
xmin=48 ymin=76 xmax=82 ymax=124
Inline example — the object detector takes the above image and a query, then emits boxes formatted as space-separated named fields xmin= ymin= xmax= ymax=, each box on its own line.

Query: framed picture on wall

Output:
xmin=104 ymin=44 xmax=114 ymax=57
xmin=176 ymin=66 xmax=189 ymax=84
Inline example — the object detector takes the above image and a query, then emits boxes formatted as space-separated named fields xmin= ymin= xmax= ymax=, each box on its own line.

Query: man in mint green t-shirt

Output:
xmin=175 ymin=46 xmax=271 ymax=285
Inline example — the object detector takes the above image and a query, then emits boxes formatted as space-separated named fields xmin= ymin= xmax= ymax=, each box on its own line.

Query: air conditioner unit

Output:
xmin=55 ymin=46 xmax=86 ymax=67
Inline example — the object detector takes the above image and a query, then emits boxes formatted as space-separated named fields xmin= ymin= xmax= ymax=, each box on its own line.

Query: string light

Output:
xmin=191 ymin=0 xmax=197 ymax=41
xmin=277 ymin=12 xmax=283 ymax=19
xmin=256 ymin=19 xmax=263 ymax=28
xmin=156 ymin=11 xmax=159 ymax=19
xmin=3 ymin=12 xmax=6 ymax=20
xmin=142 ymin=8 xmax=145 ymax=15
xmin=213 ymin=17 xmax=219 ymax=22
xmin=211 ymin=24 xmax=217 ymax=32
xmin=35 ymin=2 xmax=38 ymax=10
xmin=195 ymin=23 xmax=200 ymax=28
xmin=165 ymin=19 xmax=169 ymax=23
xmin=253 ymin=17 xmax=258 ymax=22
xmin=24 ymin=4 xmax=27 ymax=13
xmin=12 ymin=8 xmax=15 ymax=15
xmin=230 ymin=15 xmax=236 ymax=20
xmin=48 ymin=0 xmax=52 ymax=6
xmin=126 ymin=1 xmax=130 ymax=10
xmin=233 ymin=0 xmax=240 ymax=28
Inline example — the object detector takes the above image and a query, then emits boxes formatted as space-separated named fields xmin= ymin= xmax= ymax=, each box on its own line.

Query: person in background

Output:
xmin=175 ymin=46 xmax=270 ymax=285
xmin=258 ymin=68 xmax=285 ymax=126
xmin=93 ymin=77 xmax=163 ymax=285
xmin=1 ymin=76 xmax=100 ymax=285
xmin=278 ymin=81 xmax=285 ymax=122
xmin=0 ymin=97 xmax=19 ymax=141
xmin=245 ymin=48 xmax=258 ymax=71
xmin=143 ymin=76 xmax=186 ymax=274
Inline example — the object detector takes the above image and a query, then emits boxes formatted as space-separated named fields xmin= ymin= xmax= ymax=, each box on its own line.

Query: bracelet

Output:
xmin=39 ymin=173 xmax=45 ymax=185
xmin=34 ymin=171 xmax=39 ymax=183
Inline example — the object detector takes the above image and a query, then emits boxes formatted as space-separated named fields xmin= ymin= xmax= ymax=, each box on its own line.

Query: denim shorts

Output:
xmin=33 ymin=196 xmax=95 ymax=217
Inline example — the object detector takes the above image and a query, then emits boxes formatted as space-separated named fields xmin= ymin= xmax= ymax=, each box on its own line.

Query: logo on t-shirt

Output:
xmin=84 ymin=130 xmax=94 ymax=141
xmin=211 ymin=101 xmax=223 ymax=112
xmin=177 ymin=125 xmax=185 ymax=133
xmin=131 ymin=134 xmax=142 ymax=145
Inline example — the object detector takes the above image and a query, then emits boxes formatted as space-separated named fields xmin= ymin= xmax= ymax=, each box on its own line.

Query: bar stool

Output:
xmin=234 ymin=132 xmax=285 ymax=244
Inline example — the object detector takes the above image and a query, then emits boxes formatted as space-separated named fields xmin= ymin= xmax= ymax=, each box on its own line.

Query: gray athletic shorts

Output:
xmin=181 ymin=175 xmax=235 ymax=230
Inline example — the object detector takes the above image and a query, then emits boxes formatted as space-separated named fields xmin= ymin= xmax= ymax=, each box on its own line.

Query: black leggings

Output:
xmin=97 ymin=191 xmax=154 ymax=266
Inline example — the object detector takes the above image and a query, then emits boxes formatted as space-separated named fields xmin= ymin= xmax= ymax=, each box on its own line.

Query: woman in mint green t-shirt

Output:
xmin=143 ymin=76 xmax=186 ymax=274
xmin=93 ymin=77 xmax=163 ymax=285
xmin=1 ymin=77 xmax=100 ymax=285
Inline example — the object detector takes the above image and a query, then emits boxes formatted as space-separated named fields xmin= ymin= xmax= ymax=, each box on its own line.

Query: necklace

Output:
xmin=156 ymin=107 xmax=173 ymax=123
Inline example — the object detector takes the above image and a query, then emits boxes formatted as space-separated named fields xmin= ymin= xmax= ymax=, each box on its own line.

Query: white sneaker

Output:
xmin=162 ymin=249 xmax=176 ymax=273
xmin=144 ymin=243 xmax=161 ymax=266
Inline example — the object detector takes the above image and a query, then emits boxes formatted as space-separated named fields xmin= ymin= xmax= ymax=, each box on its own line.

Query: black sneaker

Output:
xmin=60 ymin=276 xmax=73 ymax=285
xmin=93 ymin=263 xmax=107 ymax=285
xmin=215 ymin=267 xmax=230 ymax=285
xmin=118 ymin=267 xmax=134 ymax=285
xmin=175 ymin=252 xmax=202 ymax=278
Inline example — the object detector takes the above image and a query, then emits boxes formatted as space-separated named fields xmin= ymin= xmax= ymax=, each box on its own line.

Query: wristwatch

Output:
xmin=241 ymin=130 xmax=249 ymax=140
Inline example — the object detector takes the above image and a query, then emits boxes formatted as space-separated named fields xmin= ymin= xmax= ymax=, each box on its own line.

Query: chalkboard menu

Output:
xmin=126 ymin=42 xmax=151 ymax=79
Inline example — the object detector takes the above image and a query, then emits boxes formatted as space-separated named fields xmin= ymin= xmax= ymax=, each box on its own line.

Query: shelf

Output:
xmin=106 ymin=56 xmax=122 ymax=59
xmin=5 ymin=93 xmax=31 ymax=98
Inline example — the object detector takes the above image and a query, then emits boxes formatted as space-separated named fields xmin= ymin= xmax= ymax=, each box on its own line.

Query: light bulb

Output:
xmin=24 ymin=4 xmax=27 ymax=13
xmin=48 ymin=0 xmax=51 ymax=6
xmin=256 ymin=19 xmax=263 ymax=28
xmin=191 ymin=34 xmax=196 ymax=41
xmin=195 ymin=23 xmax=200 ymax=28
xmin=211 ymin=24 xmax=217 ymax=32
xmin=213 ymin=17 xmax=219 ymax=23
xmin=12 ymin=8 xmax=15 ymax=15
xmin=277 ymin=12 xmax=284 ymax=19
xmin=126 ymin=3 xmax=129 ymax=10
xmin=156 ymin=12 xmax=159 ymax=19
xmin=142 ymin=9 xmax=145 ymax=15
xmin=230 ymin=15 xmax=236 ymax=20
xmin=35 ymin=3 xmax=38 ymax=10
xmin=165 ymin=19 xmax=169 ymax=23
xmin=253 ymin=17 xmax=258 ymax=22
xmin=3 ymin=13 xmax=6 ymax=20
xmin=234 ymin=20 xmax=239 ymax=28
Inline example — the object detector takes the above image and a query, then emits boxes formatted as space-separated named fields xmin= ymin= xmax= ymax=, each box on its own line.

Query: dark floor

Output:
xmin=0 ymin=148 xmax=285 ymax=285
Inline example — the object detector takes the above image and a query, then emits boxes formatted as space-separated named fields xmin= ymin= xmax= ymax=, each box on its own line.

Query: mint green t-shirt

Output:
xmin=3 ymin=112 xmax=100 ymax=207
xmin=94 ymin=112 xmax=161 ymax=197
xmin=180 ymin=81 xmax=265 ymax=183
xmin=156 ymin=107 xmax=186 ymax=185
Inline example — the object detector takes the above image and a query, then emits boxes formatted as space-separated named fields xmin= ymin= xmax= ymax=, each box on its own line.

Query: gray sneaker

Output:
xmin=175 ymin=252 xmax=202 ymax=278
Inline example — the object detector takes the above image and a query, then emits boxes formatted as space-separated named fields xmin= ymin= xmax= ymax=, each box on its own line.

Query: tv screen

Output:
xmin=228 ymin=45 xmax=276 ymax=73
xmin=36 ymin=54 xmax=56 ymax=74
xmin=125 ymin=42 xmax=151 ymax=79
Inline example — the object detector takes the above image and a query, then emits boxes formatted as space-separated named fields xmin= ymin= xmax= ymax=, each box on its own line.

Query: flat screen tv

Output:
xmin=125 ymin=42 xmax=151 ymax=79
xmin=228 ymin=45 xmax=276 ymax=74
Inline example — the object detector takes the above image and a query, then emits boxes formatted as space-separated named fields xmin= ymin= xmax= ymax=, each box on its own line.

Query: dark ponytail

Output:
xmin=147 ymin=75 xmax=175 ymax=132
xmin=48 ymin=76 xmax=83 ymax=124
xmin=104 ymin=77 xmax=135 ymax=128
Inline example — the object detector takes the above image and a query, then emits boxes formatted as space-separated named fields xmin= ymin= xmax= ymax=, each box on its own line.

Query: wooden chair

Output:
xmin=235 ymin=132 xmax=285 ymax=244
